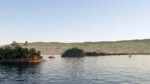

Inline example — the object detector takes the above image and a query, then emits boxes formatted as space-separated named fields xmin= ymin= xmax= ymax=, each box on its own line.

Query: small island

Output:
xmin=61 ymin=47 xmax=104 ymax=57
xmin=0 ymin=43 xmax=45 ymax=63
xmin=62 ymin=47 xmax=107 ymax=57
xmin=62 ymin=47 xmax=85 ymax=57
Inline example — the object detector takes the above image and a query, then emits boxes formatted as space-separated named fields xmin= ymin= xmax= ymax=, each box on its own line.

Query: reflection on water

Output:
xmin=1 ymin=55 xmax=150 ymax=84
xmin=0 ymin=63 xmax=42 ymax=84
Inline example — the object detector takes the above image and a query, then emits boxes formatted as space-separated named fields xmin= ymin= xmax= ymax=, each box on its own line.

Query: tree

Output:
xmin=11 ymin=41 xmax=19 ymax=48
xmin=24 ymin=41 xmax=28 ymax=46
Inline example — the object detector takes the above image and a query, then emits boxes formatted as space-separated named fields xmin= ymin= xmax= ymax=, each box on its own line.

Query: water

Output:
xmin=1 ymin=55 xmax=150 ymax=84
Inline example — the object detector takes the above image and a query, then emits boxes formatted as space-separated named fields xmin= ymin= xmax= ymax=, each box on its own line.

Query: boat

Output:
xmin=82 ymin=56 xmax=87 ymax=58
xmin=49 ymin=56 xmax=55 ymax=59
xmin=128 ymin=53 xmax=132 ymax=57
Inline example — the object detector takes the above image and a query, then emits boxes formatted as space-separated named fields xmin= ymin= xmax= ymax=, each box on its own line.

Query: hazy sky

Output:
xmin=0 ymin=0 xmax=150 ymax=45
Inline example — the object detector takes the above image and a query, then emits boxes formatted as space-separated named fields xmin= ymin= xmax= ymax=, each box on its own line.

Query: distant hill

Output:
xmin=14 ymin=39 xmax=150 ymax=55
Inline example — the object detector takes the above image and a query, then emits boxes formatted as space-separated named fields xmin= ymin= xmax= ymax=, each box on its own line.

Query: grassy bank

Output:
xmin=3 ymin=39 xmax=150 ymax=55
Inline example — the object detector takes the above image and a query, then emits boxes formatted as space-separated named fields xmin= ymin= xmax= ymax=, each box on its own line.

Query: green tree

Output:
xmin=24 ymin=41 xmax=28 ymax=46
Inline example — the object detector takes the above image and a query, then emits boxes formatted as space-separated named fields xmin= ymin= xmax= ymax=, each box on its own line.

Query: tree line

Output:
xmin=0 ymin=41 xmax=42 ymax=60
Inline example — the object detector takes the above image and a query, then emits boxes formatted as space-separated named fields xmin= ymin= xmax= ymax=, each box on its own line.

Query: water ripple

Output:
xmin=1 ymin=55 xmax=150 ymax=84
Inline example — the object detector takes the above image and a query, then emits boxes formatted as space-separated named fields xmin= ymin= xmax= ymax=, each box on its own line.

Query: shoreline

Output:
xmin=0 ymin=58 xmax=45 ymax=63
xmin=86 ymin=53 xmax=150 ymax=56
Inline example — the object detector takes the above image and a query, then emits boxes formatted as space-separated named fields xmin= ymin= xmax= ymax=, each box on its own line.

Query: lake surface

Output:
xmin=1 ymin=55 xmax=150 ymax=84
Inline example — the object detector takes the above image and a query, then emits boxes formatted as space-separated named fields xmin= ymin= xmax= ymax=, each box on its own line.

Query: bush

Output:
xmin=85 ymin=52 xmax=106 ymax=56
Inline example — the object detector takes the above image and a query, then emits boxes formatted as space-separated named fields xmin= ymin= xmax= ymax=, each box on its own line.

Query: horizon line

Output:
xmin=1 ymin=38 xmax=150 ymax=46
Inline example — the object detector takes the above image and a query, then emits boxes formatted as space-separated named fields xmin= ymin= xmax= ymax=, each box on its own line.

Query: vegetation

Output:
xmin=62 ymin=48 xmax=85 ymax=57
xmin=0 ymin=42 xmax=42 ymax=60
xmin=61 ymin=48 xmax=110 ymax=57
xmin=24 ymin=41 xmax=28 ymax=46
xmin=85 ymin=52 xmax=106 ymax=56
xmin=5 ymin=39 xmax=150 ymax=55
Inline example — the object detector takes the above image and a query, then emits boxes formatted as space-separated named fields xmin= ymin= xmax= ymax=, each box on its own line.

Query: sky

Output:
xmin=0 ymin=0 xmax=150 ymax=45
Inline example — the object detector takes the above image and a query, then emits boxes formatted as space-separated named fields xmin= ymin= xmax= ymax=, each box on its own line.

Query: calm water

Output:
xmin=1 ymin=55 xmax=150 ymax=84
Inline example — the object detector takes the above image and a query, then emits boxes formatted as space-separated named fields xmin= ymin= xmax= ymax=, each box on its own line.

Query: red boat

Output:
xmin=82 ymin=56 xmax=87 ymax=58
xmin=49 ymin=56 xmax=55 ymax=59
